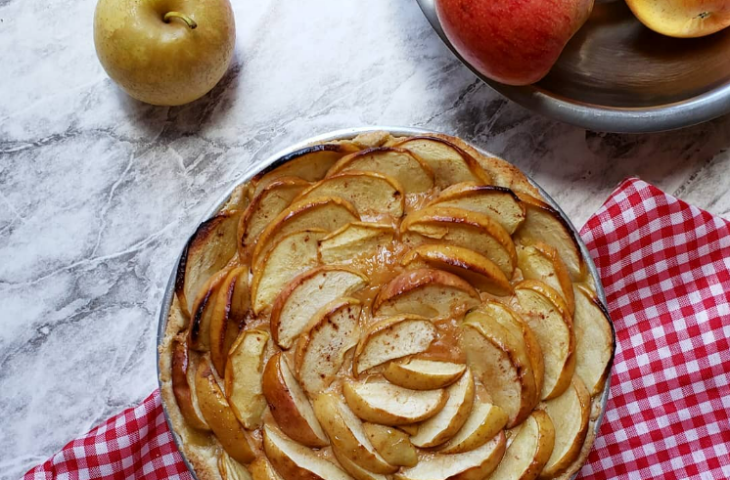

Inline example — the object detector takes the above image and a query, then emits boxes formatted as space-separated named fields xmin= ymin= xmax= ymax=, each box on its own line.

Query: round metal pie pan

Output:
xmin=156 ymin=126 xmax=615 ymax=479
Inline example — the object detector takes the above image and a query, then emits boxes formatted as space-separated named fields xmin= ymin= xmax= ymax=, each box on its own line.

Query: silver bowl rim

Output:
xmin=156 ymin=126 xmax=615 ymax=479
xmin=415 ymin=0 xmax=730 ymax=133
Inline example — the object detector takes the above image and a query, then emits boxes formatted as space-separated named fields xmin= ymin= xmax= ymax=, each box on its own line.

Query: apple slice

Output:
xmin=251 ymin=197 xmax=360 ymax=269
xmin=396 ymin=431 xmax=506 ymax=480
xmin=399 ymin=424 xmax=419 ymax=436
xmin=393 ymin=136 xmax=492 ymax=188
xmin=573 ymin=285 xmax=615 ymax=396
xmin=251 ymin=229 xmax=328 ymax=314
xmin=383 ymin=358 xmax=466 ymax=390
xmin=401 ymin=207 xmax=516 ymax=277
xmin=478 ymin=301 xmax=545 ymax=403
xmin=489 ymin=411 xmax=555 ymax=480
xmin=239 ymin=176 xmax=310 ymax=255
xmin=373 ymin=268 xmax=480 ymax=319
xmin=515 ymin=193 xmax=585 ymax=281
xmin=540 ymin=377 xmax=591 ymax=479
xmin=318 ymin=222 xmax=395 ymax=265
xmin=515 ymin=280 xmax=576 ymax=400
xmin=262 ymin=352 xmax=329 ymax=448
xmin=263 ymin=424 xmax=352 ymax=480
xmin=271 ymin=266 xmax=367 ymax=349
xmin=296 ymin=171 xmax=404 ymax=218
xmin=461 ymin=309 xmax=537 ymax=428
xmin=353 ymin=315 xmax=437 ymax=375
xmin=401 ymin=245 xmax=513 ymax=296
xmin=219 ymin=451 xmax=253 ymax=480
xmin=224 ymin=183 xmax=252 ymax=213
xmin=362 ymin=423 xmax=418 ymax=467
xmin=427 ymin=183 xmax=525 ymax=234
xmin=171 ymin=338 xmax=210 ymax=431
xmin=516 ymin=243 xmax=574 ymax=315
xmin=225 ymin=329 xmax=269 ymax=429
xmin=327 ymin=147 xmax=435 ymax=194
xmin=410 ymin=368 xmax=475 ymax=448
xmin=250 ymin=456 xmax=284 ymax=480
xmin=313 ymin=393 xmax=398 ymax=474
xmin=440 ymin=401 xmax=508 ymax=454
xmin=332 ymin=449 xmax=389 ymax=480
xmin=252 ymin=143 xmax=358 ymax=196
xmin=175 ymin=209 xmax=242 ymax=318
xmin=295 ymin=298 xmax=362 ymax=396
xmin=210 ymin=266 xmax=251 ymax=375
xmin=189 ymin=267 xmax=234 ymax=352
xmin=343 ymin=381 xmax=448 ymax=425
xmin=195 ymin=359 xmax=256 ymax=464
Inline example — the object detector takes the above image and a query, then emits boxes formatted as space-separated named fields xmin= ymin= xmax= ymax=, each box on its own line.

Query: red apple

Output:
xmin=436 ymin=0 xmax=593 ymax=85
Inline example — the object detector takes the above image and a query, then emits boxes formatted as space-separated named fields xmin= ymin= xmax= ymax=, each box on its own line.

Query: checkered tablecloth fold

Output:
xmin=24 ymin=178 xmax=730 ymax=480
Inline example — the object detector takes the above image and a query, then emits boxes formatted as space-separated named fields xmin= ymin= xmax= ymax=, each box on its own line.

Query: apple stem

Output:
xmin=164 ymin=11 xmax=197 ymax=29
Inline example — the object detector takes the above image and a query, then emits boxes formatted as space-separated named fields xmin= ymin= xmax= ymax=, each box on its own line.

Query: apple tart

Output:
xmin=159 ymin=131 xmax=614 ymax=480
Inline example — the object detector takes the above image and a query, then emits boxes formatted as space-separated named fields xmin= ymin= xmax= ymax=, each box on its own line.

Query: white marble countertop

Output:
xmin=1 ymin=0 xmax=730 ymax=477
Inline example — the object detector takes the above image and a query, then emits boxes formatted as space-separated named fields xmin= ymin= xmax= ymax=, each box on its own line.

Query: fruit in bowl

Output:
xmin=434 ymin=0 xmax=594 ymax=85
xmin=625 ymin=0 xmax=730 ymax=38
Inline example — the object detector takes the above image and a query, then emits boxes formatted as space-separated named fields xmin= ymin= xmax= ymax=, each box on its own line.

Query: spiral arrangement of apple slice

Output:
xmin=166 ymin=132 xmax=615 ymax=480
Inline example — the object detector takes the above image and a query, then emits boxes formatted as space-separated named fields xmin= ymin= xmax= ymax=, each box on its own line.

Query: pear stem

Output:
xmin=164 ymin=11 xmax=197 ymax=29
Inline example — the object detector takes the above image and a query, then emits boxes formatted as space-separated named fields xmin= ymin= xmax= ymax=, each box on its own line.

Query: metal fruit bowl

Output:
xmin=416 ymin=0 xmax=730 ymax=133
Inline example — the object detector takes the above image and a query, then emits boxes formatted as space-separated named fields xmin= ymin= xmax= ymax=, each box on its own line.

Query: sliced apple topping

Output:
xmin=393 ymin=136 xmax=492 ymax=188
xmin=252 ymin=197 xmax=360 ymax=269
xmin=353 ymin=315 xmax=437 ymax=375
xmin=383 ymin=358 xmax=466 ymax=390
xmin=401 ymin=207 xmax=516 ymax=277
xmin=397 ymin=431 xmax=506 ymax=480
xmin=332 ymin=449 xmax=389 ymax=480
xmin=427 ymin=183 xmax=525 ymax=234
xmin=373 ymin=268 xmax=480 ymax=319
xmin=295 ymin=297 xmax=362 ymax=396
xmin=239 ymin=176 xmax=310 ymax=254
xmin=271 ymin=266 xmax=368 ymax=349
xmin=225 ymin=329 xmax=269 ymax=430
xmin=410 ymin=368 xmax=475 ymax=448
xmin=516 ymin=243 xmax=574 ymax=315
xmin=249 ymin=456 xmax=284 ymax=480
xmin=252 ymin=143 xmax=358 ymax=196
xmin=573 ymin=285 xmax=614 ymax=396
xmin=263 ymin=424 xmax=352 ymax=480
xmin=318 ymin=222 xmax=396 ymax=265
xmin=313 ymin=393 xmax=398 ymax=474
xmin=515 ymin=280 xmax=576 ymax=400
xmin=296 ymin=171 xmax=404 ymax=218
xmin=189 ymin=267 xmax=235 ymax=352
xmin=251 ymin=229 xmax=328 ymax=314
xmin=541 ymin=377 xmax=591 ymax=479
xmin=489 ymin=411 xmax=555 ymax=480
xmin=175 ymin=209 xmax=242 ymax=318
xmin=327 ymin=147 xmax=435 ymax=194
xmin=515 ymin=193 xmax=585 ymax=281
xmin=343 ymin=381 xmax=448 ymax=425
xmin=461 ymin=310 xmax=537 ymax=428
xmin=440 ymin=401 xmax=508 ymax=454
xmin=401 ymin=245 xmax=513 ymax=296
xmin=219 ymin=450 xmax=254 ymax=480
xmin=195 ymin=359 xmax=256 ymax=464
xmin=363 ymin=423 xmax=418 ymax=467
xmin=210 ymin=266 xmax=251 ymax=375
xmin=262 ymin=353 xmax=329 ymax=448
xmin=171 ymin=338 xmax=210 ymax=432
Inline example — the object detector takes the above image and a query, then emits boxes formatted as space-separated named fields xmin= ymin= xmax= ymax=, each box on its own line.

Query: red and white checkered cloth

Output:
xmin=24 ymin=178 xmax=730 ymax=480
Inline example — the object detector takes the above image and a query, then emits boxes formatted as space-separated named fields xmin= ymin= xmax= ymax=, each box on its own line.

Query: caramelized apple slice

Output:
xmin=363 ymin=423 xmax=418 ymax=467
xmin=249 ymin=456 xmax=284 ymax=480
xmin=573 ymin=285 xmax=615 ymax=396
xmin=271 ymin=266 xmax=368 ymax=349
xmin=295 ymin=298 xmax=362 ymax=396
xmin=225 ymin=329 xmax=269 ymax=429
xmin=343 ymin=381 xmax=448 ymax=425
xmin=373 ymin=268 xmax=480 ymax=319
xmin=262 ymin=353 xmax=329 ymax=448
xmin=353 ymin=314 xmax=437 ymax=375
xmin=219 ymin=450 xmax=254 ymax=480
xmin=210 ymin=266 xmax=250 ymax=375
xmin=189 ymin=267 xmax=234 ymax=352
xmin=319 ymin=222 xmax=395 ymax=265
xmin=516 ymin=242 xmax=574 ymax=315
xmin=170 ymin=338 xmax=210 ymax=431
xmin=296 ymin=171 xmax=404 ymax=218
xmin=427 ymin=183 xmax=525 ymax=234
xmin=440 ymin=401 xmax=508 ymax=454
xmin=489 ymin=411 xmax=555 ymax=480
xmin=383 ymin=358 xmax=466 ymax=390
xmin=327 ymin=147 xmax=435 ymax=194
